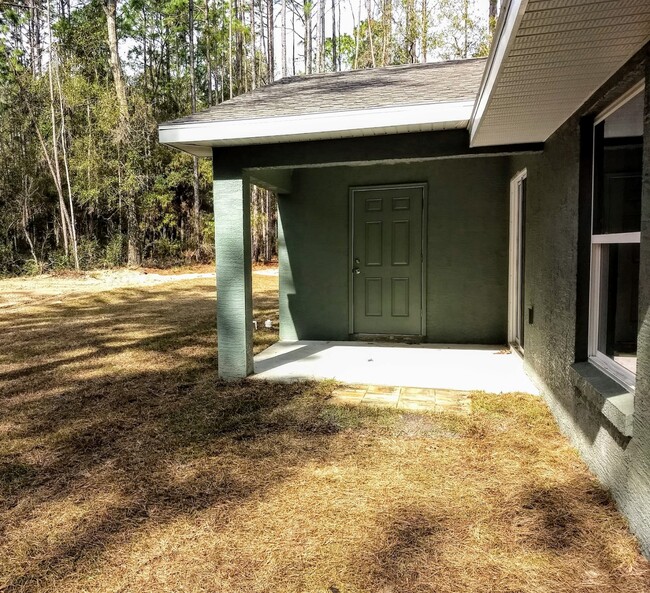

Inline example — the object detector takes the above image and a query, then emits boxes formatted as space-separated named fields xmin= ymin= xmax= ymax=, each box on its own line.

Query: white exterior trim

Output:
xmin=508 ymin=168 xmax=527 ymax=349
xmin=587 ymin=93 xmax=641 ymax=391
xmin=469 ymin=0 xmax=529 ymax=147
xmin=588 ymin=240 xmax=638 ymax=392
xmin=592 ymin=232 xmax=641 ymax=244
xmin=159 ymin=100 xmax=475 ymax=147
xmin=594 ymin=81 xmax=645 ymax=125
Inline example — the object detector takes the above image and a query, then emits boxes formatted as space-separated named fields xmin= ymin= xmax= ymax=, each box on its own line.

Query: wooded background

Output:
xmin=0 ymin=0 xmax=496 ymax=274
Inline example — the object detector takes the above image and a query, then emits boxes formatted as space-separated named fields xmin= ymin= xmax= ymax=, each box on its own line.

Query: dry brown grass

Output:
xmin=0 ymin=271 xmax=648 ymax=593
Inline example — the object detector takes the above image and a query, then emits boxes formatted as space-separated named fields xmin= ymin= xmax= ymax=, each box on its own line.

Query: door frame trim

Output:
xmin=348 ymin=183 xmax=428 ymax=338
xmin=508 ymin=169 xmax=527 ymax=351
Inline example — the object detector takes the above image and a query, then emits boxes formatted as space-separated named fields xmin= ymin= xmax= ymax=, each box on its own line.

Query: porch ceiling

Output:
xmin=470 ymin=0 xmax=650 ymax=147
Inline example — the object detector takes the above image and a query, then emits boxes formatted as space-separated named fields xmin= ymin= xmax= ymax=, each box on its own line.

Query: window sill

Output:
xmin=569 ymin=362 xmax=634 ymax=438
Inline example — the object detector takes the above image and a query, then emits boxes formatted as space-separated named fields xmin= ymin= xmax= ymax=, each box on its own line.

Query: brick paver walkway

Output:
xmin=331 ymin=385 xmax=471 ymax=413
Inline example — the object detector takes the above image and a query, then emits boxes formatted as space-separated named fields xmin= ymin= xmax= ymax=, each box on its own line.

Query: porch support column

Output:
xmin=213 ymin=160 xmax=254 ymax=379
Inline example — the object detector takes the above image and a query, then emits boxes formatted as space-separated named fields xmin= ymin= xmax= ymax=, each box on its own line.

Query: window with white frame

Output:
xmin=589 ymin=84 xmax=644 ymax=390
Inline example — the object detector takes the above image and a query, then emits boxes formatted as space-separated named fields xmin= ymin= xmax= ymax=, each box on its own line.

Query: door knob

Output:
xmin=353 ymin=268 xmax=361 ymax=275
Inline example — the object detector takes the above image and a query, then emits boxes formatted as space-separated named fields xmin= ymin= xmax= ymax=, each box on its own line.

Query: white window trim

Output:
xmin=594 ymin=80 xmax=645 ymax=126
xmin=588 ymin=241 xmax=637 ymax=392
xmin=508 ymin=168 xmax=527 ymax=351
xmin=592 ymin=232 xmax=640 ymax=244
xmin=587 ymin=86 xmax=644 ymax=392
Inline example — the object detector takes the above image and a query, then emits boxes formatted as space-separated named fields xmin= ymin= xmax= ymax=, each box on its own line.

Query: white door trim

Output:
xmin=508 ymin=169 xmax=527 ymax=351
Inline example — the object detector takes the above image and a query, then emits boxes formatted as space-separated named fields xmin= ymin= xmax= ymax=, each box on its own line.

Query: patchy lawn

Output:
xmin=0 ymin=269 xmax=648 ymax=593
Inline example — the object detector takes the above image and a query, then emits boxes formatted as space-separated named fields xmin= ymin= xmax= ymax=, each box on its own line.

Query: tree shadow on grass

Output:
xmin=0 ymin=279 xmax=342 ymax=592
xmin=1 ymin=376 xmax=339 ymax=591
xmin=369 ymin=506 xmax=449 ymax=592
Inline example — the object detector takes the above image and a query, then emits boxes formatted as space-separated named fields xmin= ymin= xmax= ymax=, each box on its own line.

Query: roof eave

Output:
xmin=159 ymin=100 xmax=475 ymax=157
xmin=468 ymin=0 xmax=529 ymax=148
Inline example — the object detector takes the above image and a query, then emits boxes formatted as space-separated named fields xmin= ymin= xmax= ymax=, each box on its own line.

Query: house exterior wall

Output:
xmin=507 ymin=47 xmax=650 ymax=555
xmin=278 ymin=157 xmax=510 ymax=343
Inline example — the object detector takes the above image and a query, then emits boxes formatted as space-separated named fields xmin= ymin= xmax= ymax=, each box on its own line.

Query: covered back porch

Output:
xmin=160 ymin=60 xmax=540 ymax=381
xmin=209 ymin=130 xmax=541 ymax=380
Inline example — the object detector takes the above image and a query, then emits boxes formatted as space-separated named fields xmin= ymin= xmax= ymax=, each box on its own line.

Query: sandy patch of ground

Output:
xmin=0 ymin=264 xmax=278 ymax=309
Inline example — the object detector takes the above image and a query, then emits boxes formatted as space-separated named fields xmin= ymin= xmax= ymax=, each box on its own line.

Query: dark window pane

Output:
xmin=598 ymin=243 xmax=640 ymax=374
xmin=593 ymin=140 xmax=642 ymax=235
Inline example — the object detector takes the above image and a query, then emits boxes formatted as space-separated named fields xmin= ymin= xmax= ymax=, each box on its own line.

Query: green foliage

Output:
xmin=434 ymin=0 xmax=490 ymax=59
xmin=324 ymin=34 xmax=355 ymax=71
xmin=0 ymin=244 xmax=21 ymax=277
xmin=0 ymin=0 xmax=489 ymax=275
xmin=21 ymin=258 xmax=42 ymax=276
xmin=77 ymin=237 xmax=102 ymax=269
xmin=104 ymin=233 xmax=125 ymax=267
xmin=49 ymin=251 xmax=74 ymax=272
xmin=0 ymin=0 xmax=223 ymax=273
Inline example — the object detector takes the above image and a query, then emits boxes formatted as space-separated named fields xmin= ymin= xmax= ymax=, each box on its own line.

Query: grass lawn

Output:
xmin=0 ymin=270 xmax=648 ymax=592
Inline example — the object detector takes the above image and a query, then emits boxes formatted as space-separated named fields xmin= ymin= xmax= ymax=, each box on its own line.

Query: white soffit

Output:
xmin=158 ymin=101 xmax=474 ymax=157
xmin=470 ymin=0 xmax=650 ymax=147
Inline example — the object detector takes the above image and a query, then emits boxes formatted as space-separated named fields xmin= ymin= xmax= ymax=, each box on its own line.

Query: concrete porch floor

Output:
xmin=252 ymin=341 xmax=540 ymax=394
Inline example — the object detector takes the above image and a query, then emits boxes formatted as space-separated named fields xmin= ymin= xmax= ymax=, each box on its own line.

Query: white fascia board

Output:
xmin=469 ymin=0 xmax=529 ymax=147
xmin=159 ymin=100 xmax=475 ymax=147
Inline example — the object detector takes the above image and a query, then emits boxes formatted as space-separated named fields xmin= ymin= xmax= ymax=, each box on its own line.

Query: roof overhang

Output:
xmin=158 ymin=100 xmax=474 ymax=157
xmin=470 ymin=0 xmax=650 ymax=147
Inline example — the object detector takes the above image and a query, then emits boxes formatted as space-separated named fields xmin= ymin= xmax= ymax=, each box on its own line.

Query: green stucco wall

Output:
xmin=278 ymin=157 xmax=510 ymax=344
xmin=507 ymin=47 xmax=650 ymax=556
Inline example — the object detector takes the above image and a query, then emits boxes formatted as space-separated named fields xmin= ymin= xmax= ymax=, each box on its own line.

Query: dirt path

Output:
xmin=0 ymin=264 xmax=277 ymax=310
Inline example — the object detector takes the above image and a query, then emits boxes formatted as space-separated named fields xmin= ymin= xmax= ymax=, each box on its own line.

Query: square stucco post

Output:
xmin=628 ymin=51 xmax=650 ymax=556
xmin=213 ymin=159 xmax=254 ymax=379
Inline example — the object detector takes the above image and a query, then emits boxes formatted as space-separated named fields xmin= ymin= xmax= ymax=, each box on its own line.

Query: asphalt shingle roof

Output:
xmin=163 ymin=58 xmax=486 ymax=126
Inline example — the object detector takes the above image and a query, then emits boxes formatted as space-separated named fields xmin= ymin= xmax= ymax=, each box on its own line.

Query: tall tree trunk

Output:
xmin=206 ymin=0 xmax=213 ymax=105
xmin=291 ymin=2 xmax=296 ymax=75
xmin=103 ymin=0 xmax=138 ymax=265
xmin=304 ymin=2 xmax=311 ymax=73
xmin=21 ymin=210 xmax=39 ymax=270
xmin=22 ymin=87 xmax=72 ymax=257
xmin=267 ymin=0 xmax=274 ymax=81
xmin=189 ymin=0 xmax=196 ymax=111
xmin=353 ymin=0 xmax=360 ymax=69
xmin=259 ymin=0 xmax=268 ymax=79
xmin=489 ymin=0 xmax=497 ymax=33
xmin=281 ymin=0 xmax=286 ymax=77
xmin=463 ymin=0 xmax=468 ymax=58
xmin=103 ymin=0 xmax=129 ymax=130
xmin=45 ymin=0 xmax=72 ymax=260
xmin=421 ymin=0 xmax=427 ymax=62
xmin=405 ymin=0 xmax=416 ymax=63
xmin=331 ymin=0 xmax=336 ymax=71
xmin=337 ymin=0 xmax=341 ymax=69
xmin=228 ymin=0 xmax=233 ymax=98
xmin=236 ymin=0 xmax=244 ymax=89
xmin=53 ymin=39 xmax=80 ymax=269
xmin=319 ymin=0 xmax=325 ymax=72
xmin=142 ymin=7 xmax=148 ymax=97
xmin=29 ymin=0 xmax=41 ymax=75
xmin=189 ymin=0 xmax=201 ymax=252
xmin=251 ymin=0 xmax=256 ymax=89
xmin=366 ymin=0 xmax=375 ymax=67
xmin=380 ymin=0 xmax=386 ymax=65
